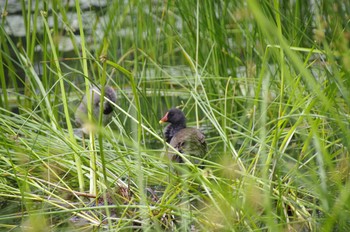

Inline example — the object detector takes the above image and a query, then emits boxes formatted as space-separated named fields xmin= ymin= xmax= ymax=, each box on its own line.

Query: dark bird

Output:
xmin=159 ymin=108 xmax=207 ymax=163
xmin=75 ymin=86 xmax=117 ymax=134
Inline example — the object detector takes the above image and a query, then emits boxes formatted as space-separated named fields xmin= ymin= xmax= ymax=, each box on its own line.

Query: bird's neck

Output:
xmin=165 ymin=122 xmax=186 ymax=142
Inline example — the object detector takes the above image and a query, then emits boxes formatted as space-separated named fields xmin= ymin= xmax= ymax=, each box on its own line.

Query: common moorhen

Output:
xmin=75 ymin=86 xmax=117 ymax=134
xmin=159 ymin=108 xmax=207 ymax=163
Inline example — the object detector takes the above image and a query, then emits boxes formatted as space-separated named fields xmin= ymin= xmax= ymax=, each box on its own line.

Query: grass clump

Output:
xmin=1 ymin=0 xmax=350 ymax=231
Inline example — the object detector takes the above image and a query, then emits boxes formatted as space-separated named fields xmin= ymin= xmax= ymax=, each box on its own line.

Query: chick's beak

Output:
xmin=159 ymin=112 xmax=169 ymax=124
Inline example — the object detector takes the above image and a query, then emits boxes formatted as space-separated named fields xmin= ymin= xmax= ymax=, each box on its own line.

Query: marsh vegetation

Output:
xmin=1 ymin=0 xmax=350 ymax=231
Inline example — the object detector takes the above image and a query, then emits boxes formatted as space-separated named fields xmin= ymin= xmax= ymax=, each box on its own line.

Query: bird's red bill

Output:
xmin=159 ymin=112 xmax=169 ymax=123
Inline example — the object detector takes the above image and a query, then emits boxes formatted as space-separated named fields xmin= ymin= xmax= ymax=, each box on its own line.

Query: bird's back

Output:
xmin=168 ymin=127 xmax=207 ymax=163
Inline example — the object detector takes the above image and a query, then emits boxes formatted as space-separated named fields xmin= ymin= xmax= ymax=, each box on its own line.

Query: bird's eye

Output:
xmin=104 ymin=103 xmax=113 ymax=114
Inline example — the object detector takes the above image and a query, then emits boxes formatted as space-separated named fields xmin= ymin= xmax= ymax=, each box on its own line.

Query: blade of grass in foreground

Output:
xmin=40 ymin=10 xmax=84 ymax=193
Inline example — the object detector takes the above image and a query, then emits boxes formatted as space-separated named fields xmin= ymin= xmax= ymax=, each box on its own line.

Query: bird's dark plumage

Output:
xmin=160 ymin=108 xmax=207 ymax=163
